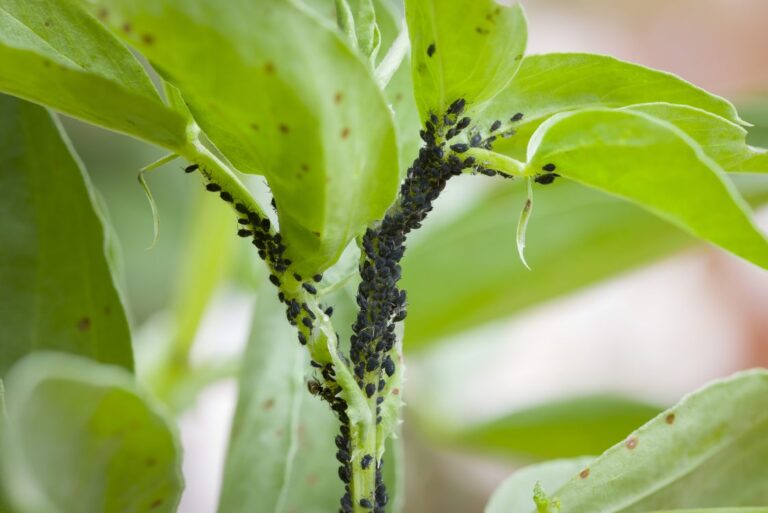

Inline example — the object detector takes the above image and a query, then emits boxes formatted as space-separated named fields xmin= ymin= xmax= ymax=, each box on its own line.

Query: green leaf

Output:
xmin=451 ymin=395 xmax=661 ymax=461
xmin=405 ymin=0 xmax=527 ymax=119
xmin=486 ymin=53 xmax=746 ymax=161
xmin=535 ymin=370 xmax=768 ymax=512
xmin=642 ymin=510 xmax=768 ymax=513
xmin=1 ymin=352 xmax=183 ymax=513
xmin=0 ymin=0 xmax=187 ymax=149
xmin=349 ymin=0 xmax=380 ymax=61
xmin=0 ymin=95 xmax=133 ymax=376
xmin=625 ymin=103 xmax=768 ymax=174
xmin=219 ymin=281 xmax=341 ymax=513
xmin=486 ymin=458 xmax=593 ymax=513
xmin=526 ymin=108 xmax=768 ymax=269
xmin=96 ymin=0 xmax=400 ymax=274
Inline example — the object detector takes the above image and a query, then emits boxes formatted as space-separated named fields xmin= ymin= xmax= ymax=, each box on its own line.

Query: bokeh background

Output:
xmin=61 ymin=0 xmax=768 ymax=512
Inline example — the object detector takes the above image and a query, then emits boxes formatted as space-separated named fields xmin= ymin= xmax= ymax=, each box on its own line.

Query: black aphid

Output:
xmin=360 ymin=499 xmax=372 ymax=509
xmin=235 ymin=203 xmax=249 ymax=214
xmin=302 ymin=317 xmax=313 ymax=329
xmin=542 ymin=163 xmax=557 ymax=172
xmin=427 ymin=43 xmax=436 ymax=57
xmin=365 ymin=383 xmax=376 ymax=398
xmin=302 ymin=283 xmax=317 ymax=294
xmin=535 ymin=173 xmax=559 ymax=185
xmin=324 ymin=306 xmax=334 ymax=317
xmin=490 ymin=120 xmax=502 ymax=132
xmin=184 ymin=164 xmax=199 ymax=173
xmin=269 ymin=274 xmax=281 ymax=286
xmin=383 ymin=356 xmax=396 ymax=377
xmin=511 ymin=112 xmax=524 ymax=122
xmin=450 ymin=143 xmax=469 ymax=153
xmin=361 ymin=454 xmax=373 ymax=469
xmin=205 ymin=183 xmax=221 ymax=192
xmin=220 ymin=191 xmax=233 ymax=202
xmin=237 ymin=229 xmax=252 ymax=237
xmin=313 ymin=274 xmax=322 ymax=283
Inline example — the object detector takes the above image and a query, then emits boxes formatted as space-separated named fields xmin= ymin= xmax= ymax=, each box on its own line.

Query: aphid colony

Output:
xmin=182 ymin=97 xmax=544 ymax=512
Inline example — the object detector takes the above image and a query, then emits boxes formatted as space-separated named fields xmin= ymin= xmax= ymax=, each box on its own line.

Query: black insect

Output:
xmin=237 ymin=218 xmax=249 ymax=225
xmin=205 ymin=183 xmax=221 ymax=192
xmin=302 ymin=316 xmax=313 ymax=329
xmin=383 ymin=356 xmax=396 ymax=377
xmin=470 ymin=133 xmax=482 ymax=147
xmin=336 ymin=450 xmax=350 ymax=463
xmin=220 ymin=191 xmax=233 ymax=202
xmin=313 ymin=274 xmax=323 ymax=283
xmin=302 ymin=283 xmax=317 ymax=294
xmin=511 ymin=112 xmax=524 ymax=122
xmin=456 ymin=117 xmax=471 ymax=130
xmin=338 ymin=466 xmax=351 ymax=483
xmin=450 ymin=143 xmax=469 ymax=153
xmin=324 ymin=306 xmax=334 ymax=317
xmin=260 ymin=218 xmax=270 ymax=230
xmin=307 ymin=379 xmax=322 ymax=396
xmin=361 ymin=454 xmax=373 ymax=469
xmin=427 ymin=43 xmax=436 ymax=57
xmin=365 ymin=383 xmax=376 ymax=398
xmin=490 ymin=120 xmax=502 ymax=132
xmin=184 ymin=164 xmax=199 ymax=173
xmin=534 ymin=173 xmax=559 ymax=185
xmin=542 ymin=163 xmax=557 ymax=172
xmin=235 ymin=203 xmax=249 ymax=214
xmin=237 ymin=229 xmax=252 ymax=237
xmin=269 ymin=274 xmax=281 ymax=286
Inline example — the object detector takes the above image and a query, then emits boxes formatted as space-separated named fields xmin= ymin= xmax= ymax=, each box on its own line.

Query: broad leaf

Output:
xmin=0 ymin=95 xmax=133 ymax=376
xmin=405 ymin=0 xmax=527 ymax=119
xmin=486 ymin=458 xmax=592 ymax=513
xmin=1 ymin=352 xmax=182 ymax=513
xmin=0 ymin=0 xmax=186 ymax=149
xmin=625 ymin=103 xmax=768 ymax=174
xmin=526 ymin=109 xmax=768 ymax=269
xmin=485 ymin=53 xmax=745 ymax=160
xmin=533 ymin=370 xmax=768 ymax=512
xmin=96 ymin=0 xmax=400 ymax=274
xmin=452 ymin=395 xmax=661 ymax=461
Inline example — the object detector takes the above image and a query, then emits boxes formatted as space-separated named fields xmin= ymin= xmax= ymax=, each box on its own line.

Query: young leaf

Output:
xmin=451 ymin=395 xmax=661 ymax=461
xmin=537 ymin=370 xmax=768 ymax=512
xmin=1 ymin=352 xmax=183 ymax=513
xmin=95 ymin=0 xmax=400 ymax=274
xmin=486 ymin=458 xmax=593 ymax=513
xmin=0 ymin=96 xmax=133 ymax=376
xmin=0 ymin=0 xmax=187 ymax=149
xmin=219 ymin=281 xmax=344 ymax=513
xmin=526 ymin=109 xmax=768 ymax=269
xmin=405 ymin=0 xmax=527 ymax=120
xmin=485 ymin=53 xmax=746 ymax=160
xmin=624 ymin=103 xmax=768 ymax=174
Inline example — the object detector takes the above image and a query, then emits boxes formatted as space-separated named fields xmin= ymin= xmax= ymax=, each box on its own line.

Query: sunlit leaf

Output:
xmin=405 ymin=0 xmax=527 ymax=119
xmin=0 ymin=95 xmax=133 ymax=376
xmin=0 ymin=0 xmax=187 ymax=148
xmin=484 ymin=53 xmax=745 ymax=161
xmin=526 ymin=108 xmax=768 ymax=268
xmin=1 ymin=352 xmax=183 ymax=513
xmin=96 ymin=0 xmax=400 ymax=274
xmin=625 ymin=103 xmax=768 ymax=174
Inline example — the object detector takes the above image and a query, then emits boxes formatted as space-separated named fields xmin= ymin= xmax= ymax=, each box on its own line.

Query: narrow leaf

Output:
xmin=1 ymin=352 xmax=183 ymax=513
xmin=526 ymin=108 xmax=768 ymax=268
xmin=0 ymin=95 xmax=133 ymax=376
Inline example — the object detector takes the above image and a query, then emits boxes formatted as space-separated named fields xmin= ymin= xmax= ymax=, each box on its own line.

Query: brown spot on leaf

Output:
xmin=141 ymin=33 xmax=155 ymax=45
xmin=306 ymin=473 xmax=318 ymax=486
xmin=44 ymin=20 xmax=52 ymax=27
xmin=300 ymin=163 xmax=309 ymax=172
xmin=394 ymin=93 xmax=403 ymax=102
xmin=250 ymin=123 xmax=260 ymax=132
xmin=43 ymin=60 xmax=51 ymax=68
xmin=77 ymin=317 xmax=91 ymax=332
xmin=275 ymin=429 xmax=283 ymax=437
xmin=149 ymin=498 xmax=163 ymax=509
xmin=341 ymin=127 xmax=350 ymax=139
xmin=334 ymin=92 xmax=343 ymax=104
xmin=104 ymin=306 xmax=111 ymax=316
xmin=264 ymin=62 xmax=275 ymax=74
xmin=312 ymin=231 xmax=321 ymax=237
xmin=145 ymin=457 xmax=157 ymax=468
xmin=666 ymin=413 xmax=676 ymax=424
xmin=263 ymin=398 xmax=274 ymax=410
xmin=626 ymin=437 xmax=638 ymax=450
xmin=579 ymin=468 xmax=590 ymax=479
xmin=392 ymin=388 xmax=400 ymax=395
xmin=278 ymin=124 xmax=289 ymax=134
xmin=97 ymin=8 xmax=108 ymax=20
xmin=121 ymin=22 xmax=132 ymax=33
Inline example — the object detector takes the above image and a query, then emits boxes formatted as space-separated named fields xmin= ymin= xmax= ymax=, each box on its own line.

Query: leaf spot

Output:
xmin=149 ymin=498 xmax=163 ymax=509
xmin=77 ymin=317 xmax=91 ymax=332
xmin=341 ymin=127 xmax=350 ymax=139
xmin=263 ymin=398 xmax=274 ymax=410
xmin=666 ymin=413 xmax=676 ymax=424
xmin=141 ymin=33 xmax=155 ymax=45
xmin=278 ymin=124 xmax=290 ymax=134
xmin=145 ymin=457 xmax=157 ymax=468
xmin=625 ymin=437 xmax=638 ymax=450
xmin=97 ymin=8 xmax=109 ymax=19
xmin=300 ymin=163 xmax=309 ymax=172
xmin=579 ymin=468 xmax=590 ymax=479
xmin=250 ymin=123 xmax=260 ymax=132
xmin=44 ymin=19 xmax=52 ymax=27
xmin=264 ymin=62 xmax=275 ymax=74
xmin=392 ymin=388 xmax=400 ymax=395
xmin=334 ymin=92 xmax=343 ymax=104
xmin=121 ymin=22 xmax=132 ymax=33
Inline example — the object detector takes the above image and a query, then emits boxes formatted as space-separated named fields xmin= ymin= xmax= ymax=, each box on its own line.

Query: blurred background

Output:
xmin=61 ymin=0 xmax=768 ymax=512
